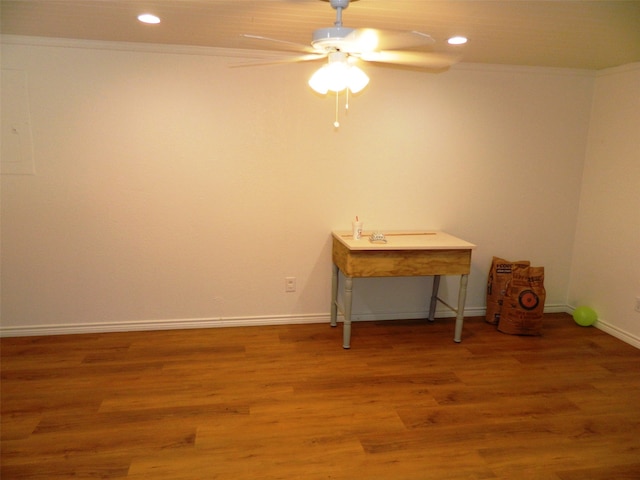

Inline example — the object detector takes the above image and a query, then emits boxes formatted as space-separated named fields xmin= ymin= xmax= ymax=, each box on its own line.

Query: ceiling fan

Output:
xmin=242 ymin=0 xmax=461 ymax=72
xmin=240 ymin=0 xmax=462 ymax=125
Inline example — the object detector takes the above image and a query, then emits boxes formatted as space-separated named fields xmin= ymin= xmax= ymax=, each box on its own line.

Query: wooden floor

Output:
xmin=2 ymin=313 xmax=640 ymax=479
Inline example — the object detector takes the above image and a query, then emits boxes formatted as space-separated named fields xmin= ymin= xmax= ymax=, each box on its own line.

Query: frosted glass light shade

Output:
xmin=308 ymin=66 xmax=331 ymax=94
xmin=308 ymin=53 xmax=369 ymax=94
xmin=346 ymin=65 xmax=369 ymax=93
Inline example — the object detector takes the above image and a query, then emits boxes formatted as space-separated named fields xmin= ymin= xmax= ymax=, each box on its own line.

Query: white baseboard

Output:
xmin=0 ymin=304 xmax=559 ymax=337
xmin=0 ymin=314 xmax=329 ymax=337
xmin=348 ymin=303 xmax=568 ymax=322
xmin=565 ymin=305 xmax=640 ymax=350
xmin=2 ymin=304 xmax=638 ymax=350
xmin=594 ymin=319 xmax=640 ymax=349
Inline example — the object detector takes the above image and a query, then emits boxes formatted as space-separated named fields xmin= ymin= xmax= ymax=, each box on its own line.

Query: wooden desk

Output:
xmin=330 ymin=231 xmax=476 ymax=348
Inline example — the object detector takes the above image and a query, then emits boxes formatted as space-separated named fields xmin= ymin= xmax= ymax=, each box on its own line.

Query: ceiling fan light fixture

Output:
xmin=346 ymin=65 xmax=369 ymax=93
xmin=309 ymin=66 xmax=330 ymax=94
xmin=308 ymin=52 xmax=369 ymax=94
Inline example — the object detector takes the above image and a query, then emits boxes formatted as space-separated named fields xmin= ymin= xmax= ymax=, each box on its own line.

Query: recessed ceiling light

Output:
xmin=137 ymin=13 xmax=161 ymax=24
xmin=447 ymin=36 xmax=468 ymax=45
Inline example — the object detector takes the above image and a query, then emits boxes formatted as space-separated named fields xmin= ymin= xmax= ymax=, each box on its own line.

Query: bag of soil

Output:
xmin=485 ymin=257 xmax=530 ymax=325
xmin=498 ymin=264 xmax=546 ymax=335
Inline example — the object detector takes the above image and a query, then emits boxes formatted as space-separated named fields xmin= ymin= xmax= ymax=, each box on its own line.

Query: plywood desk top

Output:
xmin=332 ymin=231 xmax=476 ymax=251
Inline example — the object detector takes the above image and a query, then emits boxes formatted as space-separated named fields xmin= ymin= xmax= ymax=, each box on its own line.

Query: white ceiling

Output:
xmin=1 ymin=0 xmax=639 ymax=70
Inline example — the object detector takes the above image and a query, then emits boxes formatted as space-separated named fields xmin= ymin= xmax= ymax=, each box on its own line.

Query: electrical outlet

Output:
xmin=285 ymin=277 xmax=296 ymax=293
xmin=635 ymin=296 xmax=640 ymax=313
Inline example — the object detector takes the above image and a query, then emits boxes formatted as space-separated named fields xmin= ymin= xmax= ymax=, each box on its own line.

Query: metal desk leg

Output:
xmin=428 ymin=275 xmax=441 ymax=322
xmin=343 ymin=276 xmax=353 ymax=349
xmin=454 ymin=274 xmax=469 ymax=343
xmin=330 ymin=263 xmax=338 ymax=327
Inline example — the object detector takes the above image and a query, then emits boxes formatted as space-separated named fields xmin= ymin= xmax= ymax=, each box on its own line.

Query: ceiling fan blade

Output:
xmin=240 ymin=34 xmax=317 ymax=54
xmin=344 ymin=29 xmax=435 ymax=53
xmin=230 ymin=53 xmax=326 ymax=68
xmin=360 ymin=50 xmax=461 ymax=69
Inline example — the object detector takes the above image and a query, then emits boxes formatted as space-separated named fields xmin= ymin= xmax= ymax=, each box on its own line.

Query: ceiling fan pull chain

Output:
xmin=345 ymin=88 xmax=350 ymax=110
xmin=334 ymin=91 xmax=340 ymax=128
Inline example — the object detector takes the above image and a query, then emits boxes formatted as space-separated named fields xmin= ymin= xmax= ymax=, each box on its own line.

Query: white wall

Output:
xmin=1 ymin=37 xmax=596 ymax=335
xmin=569 ymin=63 xmax=640 ymax=347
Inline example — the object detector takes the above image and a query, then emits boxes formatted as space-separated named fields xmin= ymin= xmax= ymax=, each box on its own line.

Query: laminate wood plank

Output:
xmin=337 ymin=443 xmax=496 ymax=480
xmin=0 ymin=455 xmax=132 ymax=480
xmin=2 ymin=314 xmax=640 ymax=479
xmin=2 ymin=422 xmax=197 ymax=459
xmin=557 ymin=462 xmax=640 ymax=480
xmin=479 ymin=436 xmax=640 ymax=478
xmin=0 ymin=412 xmax=43 ymax=441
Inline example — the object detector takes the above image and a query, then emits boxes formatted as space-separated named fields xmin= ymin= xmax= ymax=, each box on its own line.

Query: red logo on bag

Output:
xmin=518 ymin=290 xmax=539 ymax=310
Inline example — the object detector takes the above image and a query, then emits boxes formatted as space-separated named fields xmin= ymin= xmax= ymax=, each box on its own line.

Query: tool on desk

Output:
xmin=369 ymin=232 xmax=387 ymax=243
xmin=383 ymin=232 xmax=437 ymax=236
xmin=341 ymin=231 xmax=438 ymax=240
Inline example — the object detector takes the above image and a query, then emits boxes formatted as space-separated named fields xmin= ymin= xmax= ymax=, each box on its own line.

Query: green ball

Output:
xmin=573 ymin=306 xmax=597 ymax=327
